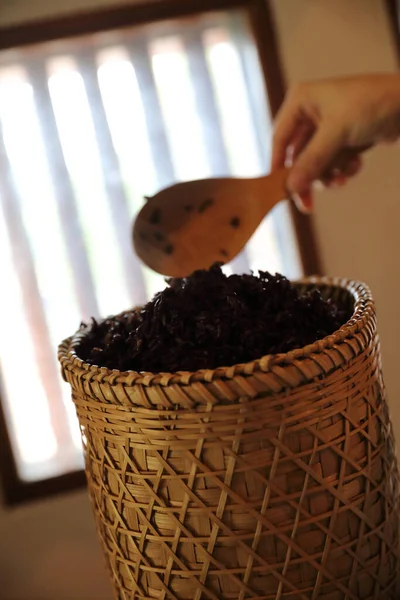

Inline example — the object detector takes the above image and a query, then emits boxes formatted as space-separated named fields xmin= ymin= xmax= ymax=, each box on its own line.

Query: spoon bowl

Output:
xmin=133 ymin=168 xmax=288 ymax=277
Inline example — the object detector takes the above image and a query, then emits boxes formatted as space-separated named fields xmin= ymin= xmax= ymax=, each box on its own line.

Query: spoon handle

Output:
xmin=255 ymin=168 xmax=289 ymax=214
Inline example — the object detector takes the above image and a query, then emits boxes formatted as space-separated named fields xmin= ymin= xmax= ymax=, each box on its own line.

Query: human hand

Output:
xmin=272 ymin=73 xmax=400 ymax=212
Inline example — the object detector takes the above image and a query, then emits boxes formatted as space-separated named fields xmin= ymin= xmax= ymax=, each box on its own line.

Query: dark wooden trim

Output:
xmin=0 ymin=0 xmax=245 ymax=51
xmin=0 ymin=390 xmax=19 ymax=504
xmin=246 ymin=1 xmax=283 ymax=119
xmin=247 ymin=0 xmax=323 ymax=276
xmin=0 ymin=397 xmax=86 ymax=506
xmin=286 ymin=210 xmax=323 ymax=276
xmin=387 ymin=0 xmax=400 ymax=57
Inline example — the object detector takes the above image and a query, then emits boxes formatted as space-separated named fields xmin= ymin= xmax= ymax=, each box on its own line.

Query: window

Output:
xmin=388 ymin=0 xmax=400 ymax=53
xmin=0 ymin=0 xmax=320 ymax=504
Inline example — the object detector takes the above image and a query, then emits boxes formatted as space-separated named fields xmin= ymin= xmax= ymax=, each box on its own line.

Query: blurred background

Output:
xmin=0 ymin=1 xmax=399 ymax=599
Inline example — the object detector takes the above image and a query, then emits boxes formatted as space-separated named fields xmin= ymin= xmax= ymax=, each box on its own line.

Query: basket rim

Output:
xmin=58 ymin=276 xmax=375 ymax=387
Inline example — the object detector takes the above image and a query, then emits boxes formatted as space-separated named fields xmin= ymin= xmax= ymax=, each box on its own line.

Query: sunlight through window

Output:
xmin=0 ymin=10 xmax=302 ymax=485
xmin=151 ymin=37 xmax=211 ymax=181
xmin=48 ymin=57 xmax=132 ymax=317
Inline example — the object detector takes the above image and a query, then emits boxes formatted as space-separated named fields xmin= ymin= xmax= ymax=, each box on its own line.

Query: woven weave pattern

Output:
xmin=59 ymin=279 xmax=400 ymax=599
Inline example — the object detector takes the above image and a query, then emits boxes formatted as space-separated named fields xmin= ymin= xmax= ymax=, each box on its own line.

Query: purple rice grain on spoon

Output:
xmin=198 ymin=198 xmax=214 ymax=213
xmin=149 ymin=207 xmax=162 ymax=225
xmin=154 ymin=231 xmax=165 ymax=242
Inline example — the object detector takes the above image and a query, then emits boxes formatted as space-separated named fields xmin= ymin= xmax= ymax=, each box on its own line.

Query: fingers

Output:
xmin=272 ymin=88 xmax=305 ymax=170
xmin=292 ymin=154 xmax=363 ymax=214
xmin=321 ymin=155 xmax=363 ymax=187
xmin=287 ymin=124 xmax=345 ymax=195
xmin=289 ymin=122 xmax=315 ymax=163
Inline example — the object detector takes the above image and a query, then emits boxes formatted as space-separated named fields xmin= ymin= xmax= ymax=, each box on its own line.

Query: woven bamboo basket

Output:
xmin=59 ymin=277 xmax=400 ymax=600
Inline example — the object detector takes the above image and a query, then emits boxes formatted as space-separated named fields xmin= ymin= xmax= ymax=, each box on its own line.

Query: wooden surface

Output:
xmin=133 ymin=169 xmax=288 ymax=277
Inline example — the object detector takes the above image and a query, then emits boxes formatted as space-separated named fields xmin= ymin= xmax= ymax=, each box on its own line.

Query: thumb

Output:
xmin=287 ymin=124 xmax=345 ymax=194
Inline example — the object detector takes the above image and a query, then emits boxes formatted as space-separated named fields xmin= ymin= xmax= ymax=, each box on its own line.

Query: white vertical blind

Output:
xmin=0 ymin=10 xmax=302 ymax=482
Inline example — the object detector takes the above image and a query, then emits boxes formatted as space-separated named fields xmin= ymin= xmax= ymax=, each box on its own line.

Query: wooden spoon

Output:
xmin=133 ymin=168 xmax=289 ymax=277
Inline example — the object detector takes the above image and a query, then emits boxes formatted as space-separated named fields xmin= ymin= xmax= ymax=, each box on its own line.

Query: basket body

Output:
xmin=59 ymin=278 xmax=400 ymax=600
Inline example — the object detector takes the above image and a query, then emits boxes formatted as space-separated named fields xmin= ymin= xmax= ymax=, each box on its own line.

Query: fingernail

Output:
xmin=312 ymin=180 xmax=325 ymax=191
xmin=284 ymin=155 xmax=294 ymax=168
xmin=292 ymin=192 xmax=313 ymax=215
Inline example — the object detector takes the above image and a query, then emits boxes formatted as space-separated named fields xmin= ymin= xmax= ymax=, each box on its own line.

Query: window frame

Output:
xmin=0 ymin=0 xmax=321 ymax=505
xmin=387 ymin=0 xmax=400 ymax=54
